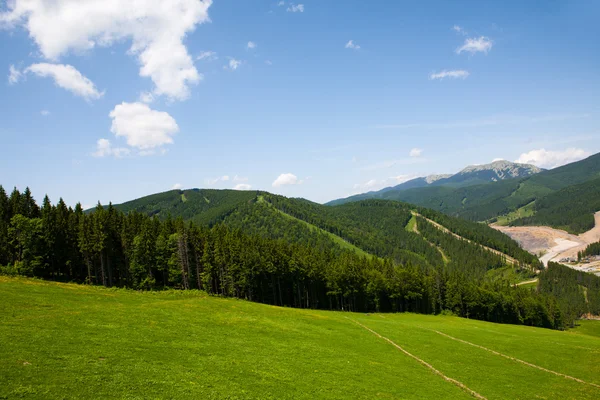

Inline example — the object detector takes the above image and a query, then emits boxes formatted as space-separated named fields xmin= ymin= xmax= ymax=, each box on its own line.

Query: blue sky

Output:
xmin=1 ymin=0 xmax=599 ymax=207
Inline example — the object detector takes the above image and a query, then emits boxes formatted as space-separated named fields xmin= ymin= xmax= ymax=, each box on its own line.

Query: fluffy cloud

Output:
xmin=409 ymin=148 xmax=423 ymax=157
xmin=40 ymin=110 xmax=50 ymax=116
xmin=92 ymin=138 xmax=130 ymax=158
xmin=25 ymin=63 xmax=103 ymax=100
xmin=225 ymin=58 xmax=242 ymax=71
xmin=247 ymin=41 xmax=256 ymax=50
xmin=287 ymin=4 xmax=304 ymax=12
xmin=233 ymin=175 xmax=248 ymax=182
xmin=429 ymin=70 xmax=469 ymax=80
xmin=8 ymin=65 xmax=22 ymax=84
xmin=515 ymin=148 xmax=590 ymax=169
xmin=233 ymin=183 xmax=252 ymax=190
xmin=456 ymin=36 xmax=493 ymax=54
xmin=206 ymin=175 xmax=230 ymax=185
xmin=172 ymin=183 xmax=183 ymax=190
xmin=109 ymin=102 xmax=179 ymax=150
xmin=278 ymin=1 xmax=285 ymax=6
xmin=272 ymin=173 xmax=302 ymax=187
xmin=197 ymin=50 xmax=218 ymax=61
xmin=345 ymin=40 xmax=360 ymax=50
xmin=1 ymin=0 xmax=211 ymax=101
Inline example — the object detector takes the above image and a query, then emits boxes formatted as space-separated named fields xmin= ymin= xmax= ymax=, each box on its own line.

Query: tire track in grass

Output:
xmin=432 ymin=329 xmax=600 ymax=389
xmin=346 ymin=318 xmax=487 ymax=400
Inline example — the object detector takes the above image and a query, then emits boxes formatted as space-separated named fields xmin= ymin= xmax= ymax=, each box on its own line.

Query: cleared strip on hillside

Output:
xmin=347 ymin=318 xmax=487 ymax=400
xmin=409 ymin=215 xmax=449 ymax=264
xmin=257 ymin=195 xmax=374 ymax=258
xmin=412 ymin=211 xmax=524 ymax=267
xmin=432 ymin=329 xmax=600 ymax=389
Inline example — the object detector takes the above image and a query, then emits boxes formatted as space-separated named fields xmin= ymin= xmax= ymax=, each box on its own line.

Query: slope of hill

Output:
xmin=330 ymin=152 xmax=600 ymax=223
xmin=510 ymin=177 xmax=600 ymax=234
xmin=113 ymin=189 xmax=539 ymax=270
xmin=327 ymin=160 xmax=542 ymax=206
xmin=2 ymin=277 xmax=600 ymax=399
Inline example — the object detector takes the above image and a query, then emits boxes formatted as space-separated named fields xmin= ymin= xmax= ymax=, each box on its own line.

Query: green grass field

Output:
xmin=494 ymin=201 xmax=536 ymax=226
xmin=2 ymin=277 xmax=600 ymax=399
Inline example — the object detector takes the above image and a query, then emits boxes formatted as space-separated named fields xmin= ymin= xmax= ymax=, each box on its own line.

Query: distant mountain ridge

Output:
xmin=328 ymin=160 xmax=542 ymax=206
xmin=328 ymin=152 xmax=600 ymax=229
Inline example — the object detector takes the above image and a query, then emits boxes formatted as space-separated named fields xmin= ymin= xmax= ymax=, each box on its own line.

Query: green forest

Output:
xmin=2 ymin=184 xmax=597 ymax=330
xmin=510 ymin=177 xmax=600 ymax=234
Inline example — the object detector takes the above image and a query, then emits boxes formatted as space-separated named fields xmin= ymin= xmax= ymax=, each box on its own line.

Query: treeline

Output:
xmin=511 ymin=177 xmax=600 ymax=234
xmin=538 ymin=262 xmax=600 ymax=326
xmin=579 ymin=241 xmax=600 ymax=259
xmin=0 ymin=186 xmax=571 ymax=329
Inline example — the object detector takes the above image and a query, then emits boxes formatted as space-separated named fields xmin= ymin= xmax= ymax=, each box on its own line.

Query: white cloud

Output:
xmin=233 ymin=183 xmax=252 ymax=190
xmin=409 ymin=148 xmax=423 ymax=157
xmin=8 ymin=65 xmax=22 ymax=84
xmin=92 ymin=138 xmax=130 ymax=158
xmin=456 ymin=36 xmax=493 ymax=54
xmin=206 ymin=175 xmax=230 ymax=185
xmin=277 ymin=1 xmax=285 ymax=6
xmin=287 ymin=4 xmax=304 ymax=12
xmin=40 ymin=110 xmax=50 ymax=116
xmin=225 ymin=58 xmax=242 ymax=71
xmin=139 ymin=91 xmax=154 ymax=104
xmin=272 ymin=173 xmax=303 ymax=187
xmin=172 ymin=183 xmax=183 ymax=190
xmin=25 ymin=63 xmax=103 ymax=100
xmin=429 ymin=69 xmax=469 ymax=80
xmin=452 ymin=25 xmax=467 ymax=35
xmin=109 ymin=102 xmax=179 ymax=150
xmin=1 ymin=0 xmax=211 ymax=101
xmin=197 ymin=50 xmax=218 ymax=61
xmin=492 ymin=158 xmax=504 ymax=162
xmin=515 ymin=148 xmax=590 ymax=169
xmin=247 ymin=41 xmax=256 ymax=50
xmin=265 ymin=60 xmax=273 ymax=65
xmin=345 ymin=40 xmax=360 ymax=50
xmin=233 ymin=175 xmax=248 ymax=182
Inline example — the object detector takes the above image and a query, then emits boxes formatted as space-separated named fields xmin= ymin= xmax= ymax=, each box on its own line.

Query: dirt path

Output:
xmin=432 ymin=329 xmax=600 ymax=389
xmin=515 ymin=278 xmax=538 ymax=286
xmin=413 ymin=212 xmax=522 ymax=266
xmin=347 ymin=318 xmax=487 ymax=399
xmin=492 ymin=212 xmax=600 ymax=266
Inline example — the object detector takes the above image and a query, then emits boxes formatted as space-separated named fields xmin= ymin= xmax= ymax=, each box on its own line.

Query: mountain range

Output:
xmin=328 ymin=153 xmax=600 ymax=233
xmin=328 ymin=160 xmax=543 ymax=205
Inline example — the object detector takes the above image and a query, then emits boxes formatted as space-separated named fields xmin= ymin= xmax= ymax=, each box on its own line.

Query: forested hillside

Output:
xmin=510 ymin=177 xmax=600 ymax=234
xmin=539 ymin=262 xmax=600 ymax=326
xmin=1 ymin=185 xmax=571 ymax=328
xmin=113 ymin=188 xmax=538 ymax=269
xmin=329 ymin=152 xmax=600 ymax=223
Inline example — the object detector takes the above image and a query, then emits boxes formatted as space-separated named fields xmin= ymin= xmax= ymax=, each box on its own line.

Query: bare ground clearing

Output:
xmin=492 ymin=212 xmax=600 ymax=269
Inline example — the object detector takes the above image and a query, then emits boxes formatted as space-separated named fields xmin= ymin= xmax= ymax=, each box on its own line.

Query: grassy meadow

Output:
xmin=1 ymin=276 xmax=600 ymax=399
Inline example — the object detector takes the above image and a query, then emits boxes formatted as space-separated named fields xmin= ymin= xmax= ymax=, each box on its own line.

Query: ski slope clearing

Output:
xmin=2 ymin=277 xmax=600 ymax=399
